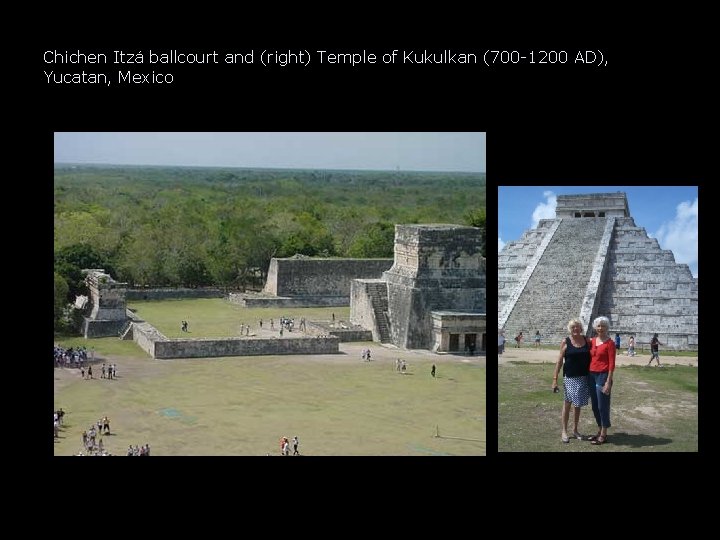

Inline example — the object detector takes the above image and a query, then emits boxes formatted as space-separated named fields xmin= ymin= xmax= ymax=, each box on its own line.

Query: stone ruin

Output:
xmin=76 ymin=224 xmax=487 ymax=357
xmin=498 ymin=192 xmax=698 ymax=350
xmin=80 ymin=269 xmax=129 ymax=338
xmin=351 ymin=224 xmax=486 ymax=353
xmin=231 ymin=255 xmax=392 ymax=308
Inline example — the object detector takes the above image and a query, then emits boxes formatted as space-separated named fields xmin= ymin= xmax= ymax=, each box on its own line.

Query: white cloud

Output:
xmin=498 ymin=237 xmax=506 ymax=253
xmin=531 ymin=191 xmax=557 ymax=228
xmin=654 ymin=198 xmax=698 ymax=278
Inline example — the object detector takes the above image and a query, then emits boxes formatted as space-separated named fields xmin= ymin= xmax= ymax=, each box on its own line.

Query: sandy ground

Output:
xmin=498 ymin=346 xmax=697 ymax=367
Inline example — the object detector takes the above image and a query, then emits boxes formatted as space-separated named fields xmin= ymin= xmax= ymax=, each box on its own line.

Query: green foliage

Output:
xmin=347 ymin=222 xmax=394 ymax=258
xmin=54 ymin=165 xmax=485 ymax=288
xmin=54 ymin=243 xmax=112 ymax=299
xmin=465 ymin=208 xmax=486 ymax=258
xmin=54 ymin=272 xmax=69 ymax=325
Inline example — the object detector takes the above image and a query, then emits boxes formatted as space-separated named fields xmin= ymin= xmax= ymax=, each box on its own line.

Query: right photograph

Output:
xmin=497 ymin=187 xmax=698 ymax=452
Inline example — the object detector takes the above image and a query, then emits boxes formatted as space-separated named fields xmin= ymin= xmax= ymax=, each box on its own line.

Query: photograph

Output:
xmin=53 ymin=132 xmax=487 ymax=456
xmin=497 ymin=186 xmax=698 ymax=452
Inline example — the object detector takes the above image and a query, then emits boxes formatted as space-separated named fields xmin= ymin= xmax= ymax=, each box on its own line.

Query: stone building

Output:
xmin=80 ymin=269 xmax=129 ymax=338
xmin=498 ymin=192 xmax=698 ymax=350
xmin=351 ymin=224 xmax=486 ymax=353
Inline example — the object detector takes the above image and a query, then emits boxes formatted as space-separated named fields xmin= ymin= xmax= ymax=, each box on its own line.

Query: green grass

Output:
xmin=499 ymin=363 xmax=697 ymax=452
xmin=127 ymin=298 xmax=350 ymax=338
xmin=54 ymin=352 xmax=485 ymax=456
xmin=55 ymin=336 xmax=151 ymax=357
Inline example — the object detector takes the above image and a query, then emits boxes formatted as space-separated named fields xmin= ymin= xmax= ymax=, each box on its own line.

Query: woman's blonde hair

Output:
xmin=567 ymin=318 xmax=583 ymax=333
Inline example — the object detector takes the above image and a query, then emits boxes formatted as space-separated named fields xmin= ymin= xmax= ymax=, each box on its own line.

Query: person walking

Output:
xmin=292 ymin=436 xmax=300 ymax=455
xmin=515 ymin=332 xmax=523 ymax=348
xmin=498 ymin=330 xmax=506 ymax=355
xmin=431 ymin=364 xmax=436 ymax=378
xmin=628 ymin=335 xmax=636 ymax=357
xmin=534 ymin=331 xmax=541 ymax=349
xmin=648 ymin=333 xmax=663 ymax=367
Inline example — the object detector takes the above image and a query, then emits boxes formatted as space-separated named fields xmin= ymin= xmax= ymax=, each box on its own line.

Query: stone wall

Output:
xmin=349 ymin=280 xmax=380 ymax=341
xmin=130 ymin=318 xmax=340 ymax=358
xmin=498 ymin=219 xmax=560 ymax=328
xmin=82 ymin=319 xmax=127 ymax=338
xmin=264 ymin=258 xmax=392 ymax=297
xmin=596 ymin=217 xmax=698 ymax=350
xmin=230 ymin=293 xmax=349 ymax=308
xmin=153 ymin=336 xmax=340 ymax=359
xmin=384 ymin=225 xmax=486 ymax=349
xmin=306 ymin=321 xmax=372 ymax=342
xmin=84 ymin=269 xmax=127 ymax=321
xmin=126 ymin=288 xmax=225 ymax=300
xmin=81 ymin=269 xmax=129 ymax=337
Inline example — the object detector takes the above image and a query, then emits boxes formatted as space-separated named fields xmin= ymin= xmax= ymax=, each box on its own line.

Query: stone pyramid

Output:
xmin=498 ymin=193 xmax=697 ymax=350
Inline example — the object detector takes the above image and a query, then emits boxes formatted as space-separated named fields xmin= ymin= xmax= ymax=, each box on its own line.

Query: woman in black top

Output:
xmin=552 ymin=319 xmax=591 ymax=443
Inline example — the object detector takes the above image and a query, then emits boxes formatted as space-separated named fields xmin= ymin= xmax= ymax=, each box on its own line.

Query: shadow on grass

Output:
xmin=609 ymin=432 xmax=673 ymax=448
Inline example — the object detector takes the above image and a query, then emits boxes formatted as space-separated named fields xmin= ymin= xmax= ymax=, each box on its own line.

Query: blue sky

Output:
xmin=54 ymin=132 xmax=486 ymax=173
xmin=498 ymin=186 xmax=698 ymax=277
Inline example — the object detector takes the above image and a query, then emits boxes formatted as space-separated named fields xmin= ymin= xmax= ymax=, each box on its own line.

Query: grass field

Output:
xmin=54 ymin=340 xmax=485 ymax=456
xmin=127 ymin=298 xmax=350 ymax=338
xmin=498 ymin=362 xmax=698 ymax=452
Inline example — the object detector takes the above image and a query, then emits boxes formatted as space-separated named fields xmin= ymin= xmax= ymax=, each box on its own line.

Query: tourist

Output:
xmin=87 ymin=365 xmax=93 ymax=379
xmin=292 ymin=436 xmax=300 ymax=455
xmin=498 ymin=330 xmax=506 ymax=355
xmin=627 ymin=335 xmax=636 ymax=357
xmin=552 ymin=318 xmax=591 ymax=443
xmin=614 ymin=333 xmax=621 ymax=350
xmin=534 ymin=331 xmax=541 ymax=349
xmin=431 ymin=364 xmax=436 ymax=378
xmin=587 ymin=316 xmax=616 ymax=445
xmin=648 ymin=333 xmax=663 ymax=367
xmin=515 ymin=332 xmax=523 ymax=348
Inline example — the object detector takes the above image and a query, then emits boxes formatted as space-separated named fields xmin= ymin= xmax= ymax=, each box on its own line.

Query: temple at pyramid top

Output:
xmin=498 ymin=191 xmax=697 ymax=351
xmin=555 ymin=192 xmax=630 ymax=218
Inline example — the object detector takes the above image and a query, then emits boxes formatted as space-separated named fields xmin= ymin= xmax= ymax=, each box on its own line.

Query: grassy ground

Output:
xmin=54 ymin=341 xmax=485 ymax=456
xmin=127 ymin=298 xmax=351 ymax=338
xmin=498 ymin=362 xmax=697 ymax=452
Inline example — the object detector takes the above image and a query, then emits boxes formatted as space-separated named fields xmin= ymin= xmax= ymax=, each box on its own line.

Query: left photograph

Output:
xmin=53 ymin=132 xmax=487 ymax=456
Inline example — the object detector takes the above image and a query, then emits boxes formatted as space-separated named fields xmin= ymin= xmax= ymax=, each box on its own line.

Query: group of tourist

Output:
xmin=279 ymin=436 xmax=300 ymax=456
xmin=54 ymin=345 xmax=92 ymax=368
xmin=126 ymin=444 xmax=151 ymax=456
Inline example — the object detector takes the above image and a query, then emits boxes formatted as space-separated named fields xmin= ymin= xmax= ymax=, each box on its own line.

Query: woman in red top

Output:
xmin=588 ymin=316 xmax=616 ymax=445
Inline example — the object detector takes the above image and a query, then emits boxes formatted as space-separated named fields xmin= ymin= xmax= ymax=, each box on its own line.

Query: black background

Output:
xmin=35 ymin=26 xmax=709 ymax=493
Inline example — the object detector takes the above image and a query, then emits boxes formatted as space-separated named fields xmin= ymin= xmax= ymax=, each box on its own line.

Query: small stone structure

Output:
xmin=431 ymin=312 xmax=486 ymax=353
xmin=498 ymin=192 xmax=698 ymax=350
xmin=351 ymin=224 xmax=486 ymax=352
xmin=80 ymin=269 xmax=129 ymax=338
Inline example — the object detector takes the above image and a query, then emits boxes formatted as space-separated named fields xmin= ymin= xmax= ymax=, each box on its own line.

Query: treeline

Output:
xmin=54 ymin=165 xmax=485 ymax=310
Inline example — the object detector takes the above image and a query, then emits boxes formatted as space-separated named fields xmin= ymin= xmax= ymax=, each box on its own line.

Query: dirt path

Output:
xmin=498 ymin=346 xmax=697 ymax=367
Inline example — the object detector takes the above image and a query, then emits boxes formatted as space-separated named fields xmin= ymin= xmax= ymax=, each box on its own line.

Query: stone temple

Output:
xmin=498 ymin=192 xmax=697 ymax=350
xmin=351 ymin=224 xmax=486 ymax=353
